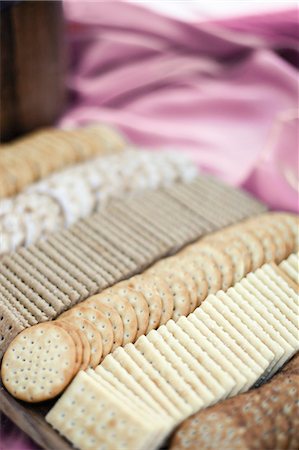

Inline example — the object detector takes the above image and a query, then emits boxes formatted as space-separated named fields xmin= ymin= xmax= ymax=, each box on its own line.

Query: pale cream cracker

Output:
xmin=216 ymin=290 xmax=283 ymax=374
xmin=124 ymin=342 xmax=192 ymax=418
xmin=0 ymin=263 xmax=50 ymax=322
xmin=46 ymin=370 xmax=168 ymax=450
xmin=248 ymin=269 xmax=298 ymax=327
xmin=134 ymin=335 xmax=203 ymax=412
xmin=59 ymin=316 xmax=102 ymax=368
xmin=268 ymin=262 xmax=298 ymax=295
xmin=240 ymin=277 xmax=298 ymax=350
xmin=118 ymin=275 xmax=162 ymax=333
xmin=59 ymin=306 xmax=113 ymax=358
xmin=187 ymin=312 xmax=248 ymax=396
xmin=200 ymin=299 xmax=267 ymax=377
xmin=100 ymin=352 xmax=177 ymax=419
xmin=226 ymin=286 xmax=292 ymax=374
xmin=25 ymin=246 xmax=88 ymax=300
xmin=82 ymin=298 xmax=123 ymax=350
xmin=146 ymin=330 xmax=212 ymax=408
xmin=177 ymin=317 xmax=236 ymax=398
xmin=279 ymin=259 xmax=299 ymax=286
xmin=71 ymin=222 xmax=130 ymax=275
xmin=143 ymin=274 xmax=174 ymax=325
xmin=165 ymin=320 xmax=226 ymax=403
xmin=1 ymin=323 xmax=76 ymax=402
xmin=157 ymin=325 xmax=214 ymax=405
xmin=88 ymin=292 xmax=137 ymax=345
xmin=106 ymin=286 xmax=149 ymax=339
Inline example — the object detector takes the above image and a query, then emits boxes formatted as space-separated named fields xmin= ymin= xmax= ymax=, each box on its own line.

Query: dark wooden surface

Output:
xmin=0 ymin=1 xmax=66 ymax=142
xmin=0 ymin=379 xmax=72 ymax=450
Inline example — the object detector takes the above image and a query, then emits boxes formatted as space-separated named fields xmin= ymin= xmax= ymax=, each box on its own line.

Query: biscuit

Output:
xmin=0 ymin=303 xmax=25 ymax=355
xmin=145 ymin=275 xmax=174 ymax=325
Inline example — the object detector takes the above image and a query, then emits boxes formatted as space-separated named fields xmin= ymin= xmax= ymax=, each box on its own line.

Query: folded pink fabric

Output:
xmin=1 ymin=3 xmax=298 ymax=450
xmin=60 ymin=1 xmax=298 ymax=212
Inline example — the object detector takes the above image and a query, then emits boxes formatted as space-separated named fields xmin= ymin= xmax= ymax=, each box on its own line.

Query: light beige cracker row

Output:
xmin=1 ymin=323 xmax=76 ymax=402
xmin=106 ymin=286 xmax=149 ymax=339
xmin=176 ymin=317 xmax=236 ymax=398
xmin=100 ymin=351 xmax=179 ymax=420
xmin=144 ymin=275 xmax=174 ymax=325
xmin=214 ymin=291 xmax=280 ymax=375
xmin=146 ymin=330 xmax=215 ymax=407
xmin=199 ymin=299 xmax=269 ymax=378
xmin=247 ymin=270 xmax=298 ymax=330
xmin=59 ymin=307 xmax=113 ymax=358
xmin=0 ymin=303 xmax=25 ymax=356
xmin=157 ymin=325 xmax=215 ymax=405
xmin=82 ymin=298 xmax=124 ymax=350
xmin=85 ymin=292 xmax=137 ymax=345
xmin=279 ymin=253 xmax=299 ymax=285
xmin=260 ymin=212 xmax=298 ymax=252
xmin=134 ymin=335 xmax=204 ymax=412
xmin=58 ymin=316 xmax=102 ymax=368
xmin=93 ymin=365 xmax=171 ymax=423
xmin=205 ymin=295 xmax=275 ymax=375
xmin=244 ymin=226 xmax=276 ymax=263
xmin=46 ymin=371 xmax=168 ymax=450
xmin=262 ymin=264 xmax=298 ymax=312
xmin=191 ymin=308 xmax=258 ymax=392
xmin=186 ymin=313 xmax=248 ymax=395
xmin=54 ymin=321 xmax=83 ymax=375
xmin=124 ymin=342 xmax=193 ymax=418
xmin=235 ymin=278 xmax=298 ymax=352
xmin=165 ymin=320 xmax=226 ymax=403
xmin=183 ymin=243 xmax=234 ymax=291
xmin=117 ymin=275 xmax=163 ymax=333
xmin=224 ymin=287 xmax=292 ymax=374
xmin=166 ymin=270 xmax=198 ymax=313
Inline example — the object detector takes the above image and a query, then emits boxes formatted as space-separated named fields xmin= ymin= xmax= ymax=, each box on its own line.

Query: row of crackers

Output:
xmin=0 ymin=149 xmax=197 ymax=255
xmin=1 ymin=213 xmax=298 ymax=402
xmin=0 ymin=176 xmax=266 ymax=356
xmin=0 ymin=124 xmax=126 ymax=198
xmin=36 ymin=254 xmax=298 ymax=450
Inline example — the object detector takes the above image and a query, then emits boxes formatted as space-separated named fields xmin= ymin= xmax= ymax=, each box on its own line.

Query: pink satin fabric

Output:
xmin=1 ymin=3 xmax=298 ymax=450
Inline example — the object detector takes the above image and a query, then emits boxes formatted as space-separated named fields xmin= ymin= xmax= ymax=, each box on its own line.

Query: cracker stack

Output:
xmin=169 ymin=353 xmax=299 ymax=450
xmin=0 ymin=149 xmax=197 ymax=254
xmin=0 ymin=124 xmax=126 ymax=198
xmin=42 ymin=258 xmax=298 ymax=449
xmin=0 ymin=176 xmax=269 ymax=356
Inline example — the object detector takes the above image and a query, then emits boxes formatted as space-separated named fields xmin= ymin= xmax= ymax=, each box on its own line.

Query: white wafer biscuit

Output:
xmin=187 ymin=313 xmax=248 ymax=395
xmin=146 ymin=330 xmax=212 ymax=407
xmin=99 ymin=353 xmax=175 ymax=419
xmin=192 ymin=308 xmax=257 ymax=391
xmin=264 ymin=264 xmax=298 ymax=309
xmin=215 ymin=291 xmax=281 ymax=375
xmin=157 ymin=325 xmax=214 ymax=405
xmin=228 ymin=285 xmax=293 ymax=374
xmin=240 ymin=277 xmax=298 ymax=350
xmin=166 ymin=320 xmax=226 ymax=402
xmin=176 ymin=317 xmax=236 ymax=397
xmin=124 ymin=343 xmax=192 ymax=418
xmin=46 ymin=371 xmax=167 ymax=450
xmin=280 ymin=259 xmax=299 ymax=285
xmin=134 ymin=335 xmax=203 ymax=412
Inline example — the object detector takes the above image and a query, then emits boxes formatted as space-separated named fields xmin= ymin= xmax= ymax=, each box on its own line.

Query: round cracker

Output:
xmin=154 ymin=274 xmax=190 ymax=322
xmin=226 ymin=228 xmax=264 ymax=272
xmin=277 ymin=214 xmax=299 ymax=252
xmin=82 ymin=299 xmax=123 ymax=350
xmin=88 ymin=292 xmax=137 ymax=345
xmin=1 ymin=323 xmax=76 ymax=402
xmin=256 ymin=213 xmax=294 ymax=256
xmin=246 ymin=227 xmax=276 ymax=263
xmin=119 ymin=275 xmax=163 ymax=333
xmin=59 ymin=317 xmax=102 ymax=368
xmin=54 ymin=321 xmax=83 ymax=375
xmin=108 ymin=286 xmax=149 ymax=339
xmin=59 ymin=307 xmax=113 ymax=358
xmin=75 ymin=327 xmax=91 ymax=371
xmin=145 ymin=274 xmax=174 ymax=325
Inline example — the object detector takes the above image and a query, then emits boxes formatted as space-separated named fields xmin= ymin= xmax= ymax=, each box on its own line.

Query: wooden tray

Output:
xmin=0 ymin=378 xmax=72 ymax=450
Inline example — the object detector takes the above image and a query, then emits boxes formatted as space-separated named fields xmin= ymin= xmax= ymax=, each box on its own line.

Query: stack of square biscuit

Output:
xmin=0 ymin=176 xmax=267 ymax=356
xmin=42 ymin=254 xmax=298 ymax=450
xmin=0 ymin=124 xmax=126 ymax=198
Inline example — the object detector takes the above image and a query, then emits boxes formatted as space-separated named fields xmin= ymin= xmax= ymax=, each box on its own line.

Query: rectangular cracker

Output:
xmin=176 ymin=317 xmax=236 ymax=397
xmin=134 ymin=335 xmax=204 ymax=412
xmin=263 ymin=264 xmax=298 ymax=310
xmin=124 ymin=343 xmax=192 ymax=418
xmin=231 ymin=284 xmax=294 ymax=375
xmin=187 ymin=312 xmax=248 ymax=395
xmin=279 ymin=259 xmax=298 ymax=285
xmin=166 ymin=320 xmax=226 ymax=403
xmin=46 ymin=371 xmax=167 ymax=450
xmin=157 ymin=325 xmax=215 ymax=405
xmin=0 ymin=303 xmax=25 ymax=355
xmin=100 ymin=352 xmax=178 ymax=420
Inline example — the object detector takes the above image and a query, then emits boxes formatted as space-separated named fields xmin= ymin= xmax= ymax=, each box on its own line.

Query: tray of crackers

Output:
xmin=0 ymin=125 xmax=298 ymax=450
